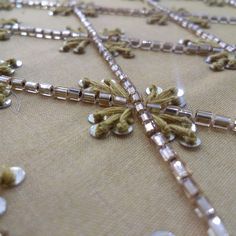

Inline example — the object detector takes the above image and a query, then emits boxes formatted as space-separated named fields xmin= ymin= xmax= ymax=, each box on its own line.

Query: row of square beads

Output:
xmin=0 ymin=75 xmax=129 ymax=107
xmin=4 ymin=75 xmax=234 ymax=133
xmin=10 ymin=0 xmax=155 ymax=18
xmin=147 ymin=0 xmax=236 ymax=53
xmin=125 ymin=37 xmax=222 ymax=55
xmin=150 ymin=131 xmax=229 ymax=236
xmin=10 ymin=0 xmax=65 ymax=9
xmin=186 ymin=14 xmax=236 ymax=25
xmin=91 ymin=5 xmax=153 ymax=17
xmin=9 ymin=0 xmax=236 ymax=27
xmin=1 ymin=24 xmax=85 ymax=40
xmin=136 ymin=104 xmax=229 ymax=235
xmin=195 ymin=110 xmax=236 ymax=131
xmin=3 ymin=72 xmax=235 ymax=132
xmin=9 ymin=0 xmax=147 ymax=15
xmin=163 ymin=105 xmax=236 ymax=132
xmin=9 ymin=0 xmax=236 ymax=19
xmin=72 ymin=7 xmax=229 ymax=235
xmin=1 ymin=23 xmax=223 ymax=56
xmin=170 ymin=14 xmax=236 ymax=53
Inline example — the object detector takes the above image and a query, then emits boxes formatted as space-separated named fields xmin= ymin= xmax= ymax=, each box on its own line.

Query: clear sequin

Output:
xmin=146 ymin=87 xmax=163 ymax=95
xmin=179 ymin=137 xmax=201 ymax=148
xmin=15 ymin=60 xmax=23 ymax=68
xmin=88 ymin=114 xmax=96 ymax=124
xmin=89 ymin=124 xmax=110 ymax=139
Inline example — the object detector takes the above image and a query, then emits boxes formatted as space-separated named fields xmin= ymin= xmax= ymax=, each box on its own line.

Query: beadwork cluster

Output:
xmin=0 ymin=0 xmax=235 ymax=235
xmin=74 ymin=5 xmax=231 ymax=236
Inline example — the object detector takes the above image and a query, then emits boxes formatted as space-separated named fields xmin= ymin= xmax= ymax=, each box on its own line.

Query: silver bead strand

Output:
xmin=147 ymin=0 xmax=236 ymax=53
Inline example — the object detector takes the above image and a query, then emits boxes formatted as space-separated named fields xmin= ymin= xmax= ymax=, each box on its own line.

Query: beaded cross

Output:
xmin=0 ymin=0 xmax=235 ymax=235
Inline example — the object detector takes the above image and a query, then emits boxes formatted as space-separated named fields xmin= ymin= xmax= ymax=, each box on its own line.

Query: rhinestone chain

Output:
xmin=147 ymin=0 xmax=236 ymax=53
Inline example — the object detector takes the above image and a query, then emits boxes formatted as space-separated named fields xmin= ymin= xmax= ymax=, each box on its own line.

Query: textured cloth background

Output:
xmin=0 ymin=1 xmax=236 ymax=235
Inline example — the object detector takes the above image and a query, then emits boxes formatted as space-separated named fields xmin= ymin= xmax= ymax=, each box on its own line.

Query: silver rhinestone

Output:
xmin=141 ymin=40 xmax=152 ymax=50
xmin=0 ymin=197 xmax=7 ymax=216
xmin=171 ymin=160 xmax=189 ymax=180
xmin=225 ymin=45 xmax=236 ymax=53
xmin=111 ymin=64 xmax=119 ymax=72
xmin=10 ymin=166 xmax=26 ymax=186
xmin=151 ymin=41 xmax=162 ymax=51
xmin=151 ymin=132 xmax=166 ymax=147
xmin=159 ymin=145 xmax=176 ymax=162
